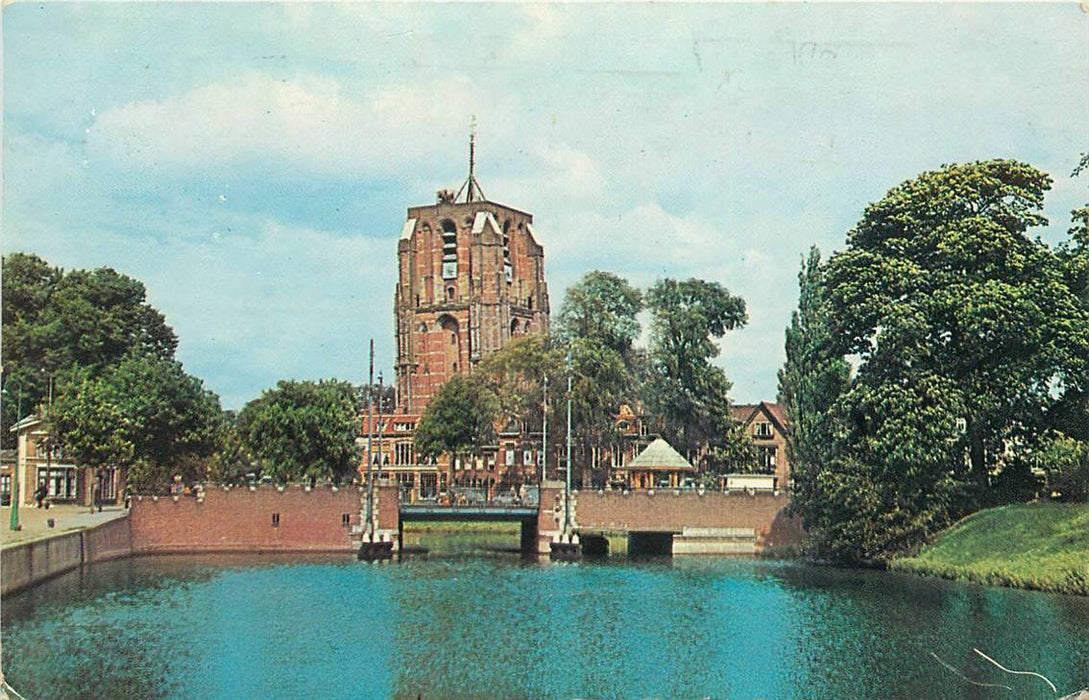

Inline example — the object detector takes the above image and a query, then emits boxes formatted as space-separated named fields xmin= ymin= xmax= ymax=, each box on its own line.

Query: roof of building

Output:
xmin=730 ymin=401 xmax=789 ymax=433
xmin=626 ymin=438 xmax=695 ymax=472
xmin=361 ymin=414 xmax=421 ymax=436
xmin=10 ymin=414 xmax=42 ymax=433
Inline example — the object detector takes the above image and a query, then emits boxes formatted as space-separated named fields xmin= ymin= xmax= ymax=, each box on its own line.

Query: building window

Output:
xmin=523 ymin=450 xmax=533 ymax=466
xmin=754 ymin=421 xmax=774 ymax=439
xmin=395 ymin=442 xmax=414 ymax=465
xmin=450 ymin=333 xmax=457 ymax=345
xmin=441 ymin=219 xmax=458 ymax=280
xmin=342 ymin=513 xmax=351 ymax=527
xmin=505 ymin=446 xmax=515 ymax=466
xmin=0 ymin=474 xmax=11 ymax=506
xmin=99 ymin=467 xmax=119 ymax=501
xmin=446 ymin=286 xmax=456 ymax=301
xmin=502 ymin=223 xmax=513 ymax=281
xmin=758 ymin=447 xmax=777 ymax=473
xmin=37 ymin=466 xmax=77 ymax=501
xmin=271 ymin=513 xmax=280 ymax=527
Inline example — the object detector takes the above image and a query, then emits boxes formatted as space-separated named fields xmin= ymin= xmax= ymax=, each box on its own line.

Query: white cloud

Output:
xmin=87 ymin=72 xmax=505 ymax=179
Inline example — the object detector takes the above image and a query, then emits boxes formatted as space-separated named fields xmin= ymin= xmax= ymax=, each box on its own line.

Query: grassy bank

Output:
xmin=891 ymin=503 xmax=1089 ymax=595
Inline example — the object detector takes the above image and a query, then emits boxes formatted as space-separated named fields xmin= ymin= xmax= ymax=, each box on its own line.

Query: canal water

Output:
xmin=2 ymin=540 xmax=1087 ymax=699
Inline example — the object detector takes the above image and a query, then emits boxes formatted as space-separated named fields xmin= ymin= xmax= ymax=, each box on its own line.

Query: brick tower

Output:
xmin=393 ymin=134 xmax=550 ymax=414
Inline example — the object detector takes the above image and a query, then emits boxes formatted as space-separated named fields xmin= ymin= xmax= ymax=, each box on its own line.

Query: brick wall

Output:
xmin=130 ymin=485 xmax=362 ymax=553
xmin=575 ymin=490 xmax=803 ymax=547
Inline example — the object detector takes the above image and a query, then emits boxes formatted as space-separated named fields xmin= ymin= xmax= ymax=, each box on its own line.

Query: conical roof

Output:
xmin=627 ymin=438 xmax=694 ymax=471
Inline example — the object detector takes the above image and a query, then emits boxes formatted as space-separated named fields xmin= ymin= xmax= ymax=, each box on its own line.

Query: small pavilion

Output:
xmin=623 ymin=438 xmax=695 ymax=490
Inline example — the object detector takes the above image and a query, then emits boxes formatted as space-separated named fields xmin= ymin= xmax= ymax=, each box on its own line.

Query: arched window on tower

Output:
xmin=501 ymin=220 xmax=513 ymax=282
xmin=441 ymin=220 xmax=458 ymax=280
xmin=510 ymin=319 xmax=520 ymax=336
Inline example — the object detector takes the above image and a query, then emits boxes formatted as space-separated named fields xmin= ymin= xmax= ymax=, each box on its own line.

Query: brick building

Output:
xmin=392 ymin=172 xmax=550 ymax=415
xmin=8 ymin=415 xmax=124 ymax=507
xmin=374 ymin=149 xmax=551 ymax=498
xmin=729 ymin=402 xmax=791 ymax=490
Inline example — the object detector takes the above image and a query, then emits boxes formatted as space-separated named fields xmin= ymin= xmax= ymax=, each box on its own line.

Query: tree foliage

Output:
xmin=51 ymin=353 xmax=223 ymax=492
xmin=826 ymin=160 xmax=1088 ymax=492
xmin=554 ymin=270 xmax=643 ymax=359
xmin=793 ymin=160 xmax=1089 ymax=562
xmin=644 ymin=278 xmax=747 ymax=454
xmin=1 ymin=253 xmax=178 ymax=447
xmin=414 ymin=375 xmax=498 ymax=464
xmin=237 ymin=380 xmax=362 ymax=485
xmin=777 ymin=247 xmax=852 ymax=520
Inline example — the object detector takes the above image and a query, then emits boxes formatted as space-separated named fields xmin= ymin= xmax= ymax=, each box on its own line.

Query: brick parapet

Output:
xmin=130 ymin=485 xmax=362 ymax=553
xmin=574 ymin=490 xmax=802 ymax=548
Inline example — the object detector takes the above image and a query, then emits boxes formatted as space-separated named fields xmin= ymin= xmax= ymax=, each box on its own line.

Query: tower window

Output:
xmin=450 ymin=333 xmax=457 ymax=345
xmin=502 ymin=227 xmax=513 ymax=282
xmin=441 ymin=219 xmax=458 ymax=280
xmin=446 ymin=286 xmax=456 ymax=301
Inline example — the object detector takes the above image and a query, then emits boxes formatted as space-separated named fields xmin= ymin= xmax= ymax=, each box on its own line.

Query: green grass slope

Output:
xmin=891 ymin=503 xmax=1089 ymax=595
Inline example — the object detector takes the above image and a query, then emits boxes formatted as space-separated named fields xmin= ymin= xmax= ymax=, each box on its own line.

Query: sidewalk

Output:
xmin=0 ymin=505 xmax=128 ymax=547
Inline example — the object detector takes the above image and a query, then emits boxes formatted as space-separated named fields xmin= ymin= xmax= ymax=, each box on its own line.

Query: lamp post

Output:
xmin=541 ymin=376 xmax=548 ymax=487
xmin=4 ymin=378 xmax=23 ymax=531
xmin=365 ymin=340 xmax=375 ymax=543
xmin=565 ymin=350 xmax=572 ymax=535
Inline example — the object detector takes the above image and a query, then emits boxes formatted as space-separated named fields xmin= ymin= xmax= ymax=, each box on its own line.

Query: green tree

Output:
xmin=804 ymin=159 xmax=1089 ymax=562
xmin=1 ymin=253 xmax=178 ymax=446
xmin=644 ymin=278 xmax=747 ymax=455
xmin=237 ymin=380 xmax=362 ymax=485
xmin=552 ymin=271 xmax=649 ymax=485
xmin=699 ymin=422 xmax=757 ymax=481
xmin=825 ymin=160 xmax=1089 ymax=498
xmin=475 ymin=334 xmax=563 ymax=425
xmin=414 ymin=375 xmax=499 ymax=469
xmin=51 ymin=353 xmax=223 ymax=492
xmin=554 ymin=270 xmax=644 ymax=359
xmin=777 ymin=247 xmax=852 ymax=520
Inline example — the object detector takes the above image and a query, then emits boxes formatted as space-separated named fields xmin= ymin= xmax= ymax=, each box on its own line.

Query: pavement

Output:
xmin=0 ymin=505 xmax=128 ymax=547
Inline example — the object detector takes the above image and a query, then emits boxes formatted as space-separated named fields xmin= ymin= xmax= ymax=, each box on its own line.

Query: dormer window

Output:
xmin=754 ymin=421 xmax=774 ymax=439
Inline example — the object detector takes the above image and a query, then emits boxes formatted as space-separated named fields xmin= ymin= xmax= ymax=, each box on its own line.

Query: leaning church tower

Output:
xmin=393 ymin=132 xmax=550 ymax=414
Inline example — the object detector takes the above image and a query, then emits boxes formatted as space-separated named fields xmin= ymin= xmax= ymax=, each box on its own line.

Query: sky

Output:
xmin=3 ymin=2 xmax=1087 ymax=410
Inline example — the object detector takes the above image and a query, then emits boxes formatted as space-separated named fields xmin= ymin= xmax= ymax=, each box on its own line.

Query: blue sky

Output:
xmin=4 ymin=3 xmax=1087 ymax=410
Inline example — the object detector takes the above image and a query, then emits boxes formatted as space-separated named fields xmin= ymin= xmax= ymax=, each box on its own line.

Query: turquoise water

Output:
xmin=2 ymin=546 xmax=1087 ymax=700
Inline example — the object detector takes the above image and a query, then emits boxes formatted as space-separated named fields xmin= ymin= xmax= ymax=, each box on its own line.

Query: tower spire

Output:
xmin=455 ymin=115 xmax=486 ymax=203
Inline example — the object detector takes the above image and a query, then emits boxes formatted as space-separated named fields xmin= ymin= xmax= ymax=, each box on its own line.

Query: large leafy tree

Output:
xmin=414 ymin=375 xmax=498 ymax=468
xmin=554 ymin=270 xmax=644 ymax=359
xmin=553 ymin=271 xmax=648 ymax=484
xmin=644 ymin=278 xmax=747 ymax=455
xmin=51 ymin=353 xmax=223 ymax=492
xmin=777 ymin=247 xmax=851 ymax=513
xmin=237 ymin=380 xmax=362 ymax=485
xmin=825 ymin=160 xmax=1089 ymax=498
xmin=1 ymin=253 xmax=178 ymax=446
xmin=1048 ymin=154 xmax=1089 ymax=444
xmin=802 ymin=160 xmax=1089 ymax=562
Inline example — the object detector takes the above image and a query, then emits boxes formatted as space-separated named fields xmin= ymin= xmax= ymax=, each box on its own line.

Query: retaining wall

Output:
xmin=129 ymin=485 xmax=362 ymax=553
xmin=1 ymin=515 xmax=133 ymax=596
xmin=575 ymin=489 xmax=804 ymax=549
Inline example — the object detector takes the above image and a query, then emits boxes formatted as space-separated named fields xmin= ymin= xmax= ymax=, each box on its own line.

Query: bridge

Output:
xmin=357 ymin=481 xmax=802 ymax=558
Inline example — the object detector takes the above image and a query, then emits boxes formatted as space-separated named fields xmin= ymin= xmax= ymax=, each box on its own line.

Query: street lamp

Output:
xmin=565 ymin=350 xmax=572 ymax=535
xmin=3 ymin=377 xmax=24 ymax=531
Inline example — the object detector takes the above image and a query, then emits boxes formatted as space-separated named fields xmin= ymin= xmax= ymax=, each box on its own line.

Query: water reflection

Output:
xmin=2 ymin=549 xmax=1086 ymax=700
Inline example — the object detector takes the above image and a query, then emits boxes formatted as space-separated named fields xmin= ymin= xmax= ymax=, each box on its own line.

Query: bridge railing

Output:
xmin=398 ymin=485 xmax=540 ymax=509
